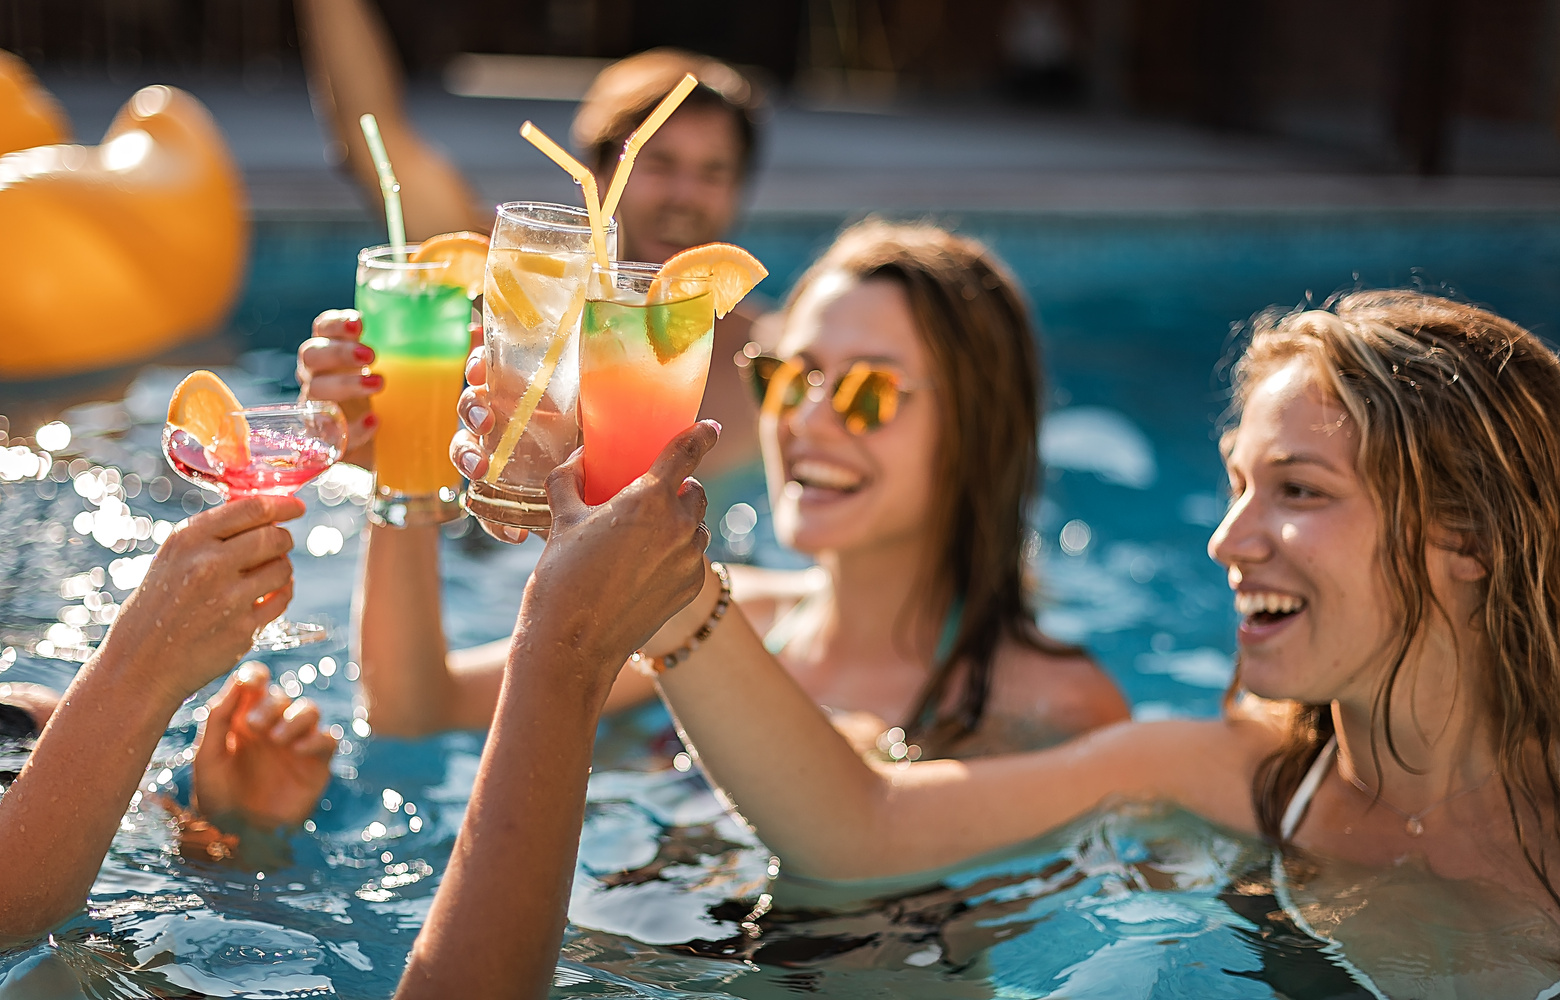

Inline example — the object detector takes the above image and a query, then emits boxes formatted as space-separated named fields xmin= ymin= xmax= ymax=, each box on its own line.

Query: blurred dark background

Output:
xmin=4 ymin=0 xmax=1556 ymax=176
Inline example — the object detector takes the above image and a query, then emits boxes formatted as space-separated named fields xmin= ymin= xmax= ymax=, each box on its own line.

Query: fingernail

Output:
xmin=502 ymin=527 xmax=524 ymax=543
xmin=465 ymin=355 xmax=483 ymax=379
xmin=237 ymin=662 xmax=266 ymax=683
xmin=246 ymin=707 xmax=268 ymax=727
xmin=469 ymin=404 xmax=490 ymax=429
xmin=353 ymin=343 xmax=374 ymax=363
xmin=708 ymin=419 xmax=722 ymax=433
xmin=458 ymin=451 xmax=480 ymax=478
xmin=270 ymin=722 xmax=289 ymax=741
xmin=361 ymin=374 xmax=383 ymax=389
xmin=345 ymin=316 xmax=362 ymax=334
xmin=363 ymin=412 xmax=378 ymax=429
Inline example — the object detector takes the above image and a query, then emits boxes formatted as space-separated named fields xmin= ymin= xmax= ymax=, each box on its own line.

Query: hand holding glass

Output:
xmin=162 ymin=402 xmax=347 ymax=650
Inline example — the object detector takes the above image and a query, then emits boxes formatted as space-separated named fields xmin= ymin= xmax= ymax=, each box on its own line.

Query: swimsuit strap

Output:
xmin=933 ymin=596 xmax=964 ymax=664
xmin=1281 ymin=735 xmax=1338 ymax=842
xmin=1271 ymin=734 xmax=1560 ymax=1000
xmin=1271 ymin=737 xmax=1388 ymax=1000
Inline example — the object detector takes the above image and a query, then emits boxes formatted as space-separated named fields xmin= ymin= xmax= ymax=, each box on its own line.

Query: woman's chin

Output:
xmin=776 ymin=502 xmax=871 ymax=555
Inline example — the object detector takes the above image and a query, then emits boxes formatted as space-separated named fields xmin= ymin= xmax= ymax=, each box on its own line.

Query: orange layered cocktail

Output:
xmin=579 ymin=245 xmax=766 ymax=504
xmin=356 ymin=236 xmax=484 ymax=526
xmin=581 ymin=264 xmax=714 ymax=504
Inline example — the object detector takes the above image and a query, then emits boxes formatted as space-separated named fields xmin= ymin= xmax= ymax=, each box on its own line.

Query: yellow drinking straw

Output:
xmin=600 ymin=73 xmax=698 ymax=223
xmin=358 ymin=113 xmax=406 ymax=262
xmin=518 ymin=122 xmax=610 ymax=269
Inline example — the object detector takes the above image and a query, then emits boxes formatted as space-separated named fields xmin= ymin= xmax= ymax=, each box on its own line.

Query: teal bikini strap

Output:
xmin=910 ymin=597 xmax=966 ymax=733
xmin=933 ymin=597 xmax=965 ymax=663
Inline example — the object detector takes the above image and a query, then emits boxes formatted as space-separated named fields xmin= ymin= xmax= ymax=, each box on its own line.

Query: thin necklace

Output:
xmin=1341 ymin=762 xmax=1495 ymax=837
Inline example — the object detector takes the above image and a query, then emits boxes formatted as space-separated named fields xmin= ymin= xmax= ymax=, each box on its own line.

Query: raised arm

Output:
xmin=0 ymin=496 xmax=304 ymax=941
xmin=397 ymin=423 xmax=717 ymax=999
xmin=354 ymin=518 xmax=511 ymax=734
xmin=293 ymin=0 xmax=487 ymax=238
xmin=649 ymin=564 xmax=1268 ymax=881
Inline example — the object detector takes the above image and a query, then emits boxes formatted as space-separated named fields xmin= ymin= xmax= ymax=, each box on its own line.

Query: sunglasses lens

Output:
xmin=837 ymin=368 xmax=900 ymax=435
xmin=760 ymin=360 xmax=810 ymax=417
xmin=743 ymin=355 xmax=784 ymax=408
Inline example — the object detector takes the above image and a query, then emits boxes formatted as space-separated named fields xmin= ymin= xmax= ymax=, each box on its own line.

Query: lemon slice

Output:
xmin=484 ymin=249 xmax=571 ymax=331
xmin=647 ymin=243 xmax=767 ymax=317
xmin=167 ymin=370 xmax=250 ymax=468
xmin=411 ymin=231 xmax=490 ymax=298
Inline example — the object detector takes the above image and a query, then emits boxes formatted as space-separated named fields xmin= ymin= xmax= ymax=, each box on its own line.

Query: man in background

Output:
xmin=293 ymin=0 xmax=769 ymax=479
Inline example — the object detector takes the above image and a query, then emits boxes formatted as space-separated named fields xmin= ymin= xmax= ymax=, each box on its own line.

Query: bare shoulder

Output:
xmin=726 ymin=564 xmax=826 ymax=638
xmin=987 ymin=637 xmax=1131 ymax=737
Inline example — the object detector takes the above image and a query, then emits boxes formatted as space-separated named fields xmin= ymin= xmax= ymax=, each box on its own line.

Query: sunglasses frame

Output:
xmin=735 ymin=343 xmax=924 ymax=435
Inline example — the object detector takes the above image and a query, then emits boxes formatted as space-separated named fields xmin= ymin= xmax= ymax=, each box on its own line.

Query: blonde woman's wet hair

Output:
xmin=1226 ymin=289 xmax=1560 ymax=903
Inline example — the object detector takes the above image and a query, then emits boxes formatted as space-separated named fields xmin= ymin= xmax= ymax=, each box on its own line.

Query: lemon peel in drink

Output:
xmin=168 ymin=370 xmax=250 ymax=468
xmin=647 ymin=293 xmax=716 ymax=365
xmin=484 ymin=249 xmax=570 ymax=332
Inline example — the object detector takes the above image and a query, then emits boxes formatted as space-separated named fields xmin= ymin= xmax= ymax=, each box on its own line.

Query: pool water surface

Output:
xmin=1 ymin=209 xmax=1558 ymax=998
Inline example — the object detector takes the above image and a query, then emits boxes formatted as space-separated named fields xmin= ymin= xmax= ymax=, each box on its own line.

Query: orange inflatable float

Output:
xmin=0 ymin=51 xmax=248 ymax=379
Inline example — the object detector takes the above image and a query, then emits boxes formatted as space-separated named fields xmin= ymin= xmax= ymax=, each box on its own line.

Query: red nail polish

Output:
xmin=363 ymin=412 xmax=378 ymax=429
xmin=361 ymin=374 xmax=383 ymax=388
xmin=345 ymin=316 xmax=362 ymax=334
xmin=353 ymin=343 xmax=374 ymax=363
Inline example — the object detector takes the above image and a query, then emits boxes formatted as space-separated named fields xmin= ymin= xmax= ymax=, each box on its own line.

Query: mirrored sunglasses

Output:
xmin=736 ymin=343 xmax=920 ymax=435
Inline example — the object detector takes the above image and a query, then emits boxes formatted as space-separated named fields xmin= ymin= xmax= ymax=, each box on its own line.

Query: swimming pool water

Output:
xmin=2 ymin=210 xmax=1558 ymax=997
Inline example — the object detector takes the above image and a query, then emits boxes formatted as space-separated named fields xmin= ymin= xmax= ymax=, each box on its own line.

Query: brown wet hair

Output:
xmin=783 ymin=219 xmax=1083 ymax=750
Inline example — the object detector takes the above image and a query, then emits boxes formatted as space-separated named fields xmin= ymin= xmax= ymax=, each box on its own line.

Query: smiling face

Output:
xmin=1209 ymin=357 xmax=1401 ymax=704
xmin=610 ymin=106 xmax=744 ymax=265
xmin=764 ymin=274 xmax=940 ymax=556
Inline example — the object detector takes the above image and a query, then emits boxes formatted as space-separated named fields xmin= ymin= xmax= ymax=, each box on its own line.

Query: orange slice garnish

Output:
xmin=647 ymin=243 xmax=767 ymax=317
xmin=167 ymin=370 xmax=250 ymax=468
xmin=411 ymin=231 xmax=490 ymax=298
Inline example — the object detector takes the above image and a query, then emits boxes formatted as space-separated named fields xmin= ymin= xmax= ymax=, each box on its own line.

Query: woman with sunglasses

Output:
xmin=409 ymin=220 xmax=1127 ymax=758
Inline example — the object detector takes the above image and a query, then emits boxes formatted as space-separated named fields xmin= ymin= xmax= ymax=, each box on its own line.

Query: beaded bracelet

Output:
xmin=632 ymin=561 xmax=731 ymax=674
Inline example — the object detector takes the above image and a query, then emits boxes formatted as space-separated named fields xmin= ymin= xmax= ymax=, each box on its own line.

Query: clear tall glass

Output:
xmin=580 ymin=262 xmax=714 ymax=505
xmin=162 ymin=402 xmax=347 ymax=650
xmin=355 ymin=244 xmax=473 ymax=527
xmin=465 ymin=202 xmax=615 ymax=531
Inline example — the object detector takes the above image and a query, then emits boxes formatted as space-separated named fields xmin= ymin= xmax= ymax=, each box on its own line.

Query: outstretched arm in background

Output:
xmin=396 ymin=422 xmax=718 ymax=999
xmin=0 ymin=496 xmax=304 ymax=942
xmin=643 ymin=564 xmax=1270 ymax=882
xmin=293 ymin=0 xmax=488 ymax=238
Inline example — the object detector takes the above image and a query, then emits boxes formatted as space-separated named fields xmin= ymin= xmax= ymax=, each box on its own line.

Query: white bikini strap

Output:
xmin=1280 ymin=735 xmax=1338 ymax=841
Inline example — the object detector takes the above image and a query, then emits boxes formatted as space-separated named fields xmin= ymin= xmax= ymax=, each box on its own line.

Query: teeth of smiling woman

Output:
xmin=790 ymin=459 xmax=863 ymax=491
xmin=1234 ymin=591 xmax=1305 ymax=616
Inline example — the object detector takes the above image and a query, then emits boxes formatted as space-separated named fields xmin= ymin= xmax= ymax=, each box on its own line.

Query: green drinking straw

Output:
xmin=358 ymin=113 xmax=406 ymax=262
